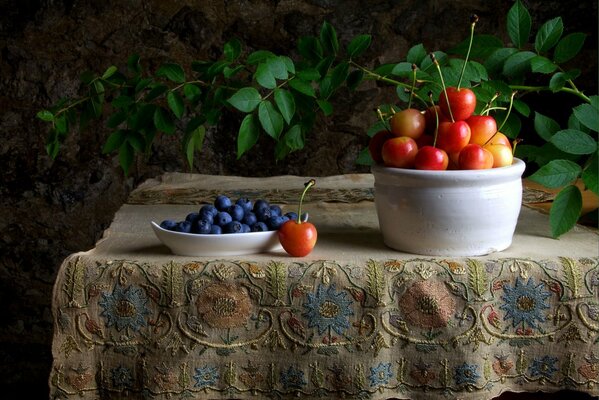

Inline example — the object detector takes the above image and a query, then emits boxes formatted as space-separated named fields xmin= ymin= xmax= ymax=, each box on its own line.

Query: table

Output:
xmin=49 ymin=173 xmax=599 ymax=399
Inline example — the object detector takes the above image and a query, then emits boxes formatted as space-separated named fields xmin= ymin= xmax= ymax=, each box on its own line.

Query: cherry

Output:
xmin=278 ymin=180 xmax=317 ymax=257
xmin=484 ymin=143 xmax=513 ymax=167
xmin=389 ymin=108 xmax=426 ymax=139
xmin=436 ymin=120 xmax=471 ymax=154
xmin=414 ymin=146 xmax=449 ymax=170
xmin=381 ymin=136 xmax=418 ymax=168
xmin=368 ymin=130 xmax=393 ymax=164
xmin=440 ymin=87 xmax=477 ymax=121
xmin=466 ymin=115 xmax=497 ymax=146
xmin=458 ymin=143 xmax=493 ymax=170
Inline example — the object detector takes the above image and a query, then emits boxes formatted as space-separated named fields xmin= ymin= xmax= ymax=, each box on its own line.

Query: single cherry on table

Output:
xmin=278 ymin=179 xmax=318 ymax=257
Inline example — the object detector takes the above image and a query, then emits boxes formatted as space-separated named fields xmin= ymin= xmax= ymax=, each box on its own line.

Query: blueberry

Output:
xmin=200 ymin=204 xmax=218 ymax=217
xmin=223 ymin=220 xmax=243 ymax=234
xmin=255 ymin=207 xmax=271 ymax=222
xmin=236 ymin=197 xmax=253 ymax=213
xmin=198 ymin=210 xmax=214 ymax=224
xmin=210 ymin=224 xmax=222 ymax=235
xmin=241 ymin=223 xmax=251 ymax=233
xmin=192 ymin=219 xmax=211 ymax=234
xmin=214 ymin=195 xmax=232 ymax=211
xmin=253 ymin=199 xmax=269 ymax=213
xmin=242 ymin=211 xmax=257 ymax=226
xmin=269 ymin=205 xmax=282 ymax=217
xmin=174 ymin=220 xmax=192 ymax=233
xmin=268 ymin=215 xmax=289 ymax=230
xmin=228 ymin=204 xmax=245 ymax=221
xmin=185 ymin=212 xmax=200 ymax=224
xmin=251 ymin=221 xmax=269 ymax=232
xmin=159 ymin=219 xmax=178 ymax=231
xmin=214 ymin=211 xmax=233 ymax=226
xmin=285 ymin=211 xmax=298 ymax=221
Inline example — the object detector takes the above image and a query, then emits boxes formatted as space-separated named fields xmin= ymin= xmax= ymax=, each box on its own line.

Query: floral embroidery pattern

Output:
xmin=454 ymin=362 xmax=480 ymax=386
xmin=528 ymin=355 xmax=558 ymax=379
xmin=303 ymin=284 xmax=353 ymax=335
xmin=399 ymin=279 xmax=456 ymax=329
xmin=196 ymin=282 xmax=252 ymax=329
xmin=193 ymin=366 xmax=219 ymax=388
xmin=369 ymin=362 xmax=393 ymax=387
xmin=111 ymin=365 xmax=134 ymax=389
xmin=280 ymin=366 xmax=306 ymax=390
xmin=99 ymin=284 xmax=150 ymax=332
xmin=500 ymin=277 xmax=551 ymax=329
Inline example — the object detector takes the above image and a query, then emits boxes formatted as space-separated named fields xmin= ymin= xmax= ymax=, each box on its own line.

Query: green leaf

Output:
xmin=126 ymin=131 xmax=145 ymax=152
xmin=355 ymin=147 xmax=373 ymax=166
xmin=406 ymin=43 xmax=426 ymax=65
xmin=134 ymin=78 xmax=153 ymax=94
xmin=268 ymin=57 xmax=288 ymax=80
xmin=297 ymin=36 xmax=323 ymax=63
xmin=247 ymin=50 xmax=276 ymax=65
xmin=320 ymin=21 xmax=339 ymax=55
xmin=167 ymin=91 xmax=185 ymax=119
xmin=106 ymin=110 xmax=128 ymax=128
xmin=54 ymin=115 xmax=67 ymax=134
xmin=319 ymin=76 xmax=333 ymax=99
xmin=330 ymin=61 xmax=349 ymax=90
xmin=288 ymin=78 xmax=315 ymax=97
xmin=549 ymin=70 xmax=580 ymax=92
xmin=274 ymin=88 xmax=295 ymax=124
xmin=572 ymin=103 xmax=599 ymax=132
xmin=258 ymin=101 xmax=284 ymax=140
xmin=420 ymin=51 xmax=447 ymax=71
xmin=296 ymin=68 xmax=320 ymax=81
xmin=316 ymin=99 xmax=333 ymax=116
xmin=485 ymin=47 xmax=518 ymax=75
xmin=184 ymin=124 xmax=205 ymax=169
xmin=316 ymin=55 xmax=335 ymax=79
xmin=373 ymin=63 xmax=395 ymax=77
xmin=223 ymin=37 xmax=242 ymax=61
xmin=550 ymin=185 xmax=582 ymax=238
xmin=534 ymin=111 xmax=560 ymax=141
xmin=503 ymin=50 xmax=536 ymax=77
xmin=346 ymin=69 xmax=364 ymax=91
xmin=495 ymin=111 xmax=521 ymax=139
xmin=530 ymin=55 xmax=558 ymax=74
xmin=582 ymin=151 xmax=598 ymax=195
xmin=283 ymin=125 xmax=304 ymax=150
xmin=118 ymin=141 xmax=134 ymax=175
xmin=237 ymin=114 xmax=260 ymax=158
xmin=156 ymin=63 xmax=185 ymax=83
xmin=513 ymin=99 xmax=530 ymax=117
xmin=347 ymin=34 xmax=372 ymax=58
xmin=111 ymin=95 xmax=133 ymax=109
xmin=101 ymin=65 xmax=118 ymax=79
xmin=206 ymin=60 xmax=230 ymax=79
xmin=36 ymin=110 xmax=54 ymax=122
xmin=281 ymin=56 xmax=295 ymax=74
xmin=535 ymin=17 xmax=563 ymax=53
xmin=254 ymin=62 xmax=277 ymax=89
xmin=153 ymin=107 xmax=175 ymax=135
xmin=145 ymin=84 xmax=168 ymax=102
xmin=223 ymin=65 xmax=245 ymax=79
xmin=554 ymin=32 xmax=586 ymax=64
xmin=590 ymin=95 xmax=599 ymax=110
xmin=507 ymin=0 xmax=531 ymax=48
xmin=550 ymin=129 xmax=597 ymax=155
xmin=46 ymin=139 xmax=60 ymax=159
xmin=183 ymin=83 xmax=202 ymax=102
xmin=449 ymin=34 xmax=503 ymax=59
xmin=227 ymin=87 xmax=262 ymax=112
xmin=528 ymin=159 xmax=582 ymax=188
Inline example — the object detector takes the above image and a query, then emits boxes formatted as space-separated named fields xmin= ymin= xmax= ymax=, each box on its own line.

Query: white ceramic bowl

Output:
xmin=371 ymin=159 xmax=526 ymax=256
xmin=151 ymin=221 xmax=282 ymax=256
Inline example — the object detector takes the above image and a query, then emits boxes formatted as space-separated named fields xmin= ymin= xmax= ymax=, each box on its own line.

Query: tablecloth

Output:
xmin=49 ymin=173 xmax=599 ymax=399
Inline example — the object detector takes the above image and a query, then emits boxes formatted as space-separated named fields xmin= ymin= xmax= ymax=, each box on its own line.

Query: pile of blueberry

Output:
xmin=159 ymin=195 xmax=299 ymax=234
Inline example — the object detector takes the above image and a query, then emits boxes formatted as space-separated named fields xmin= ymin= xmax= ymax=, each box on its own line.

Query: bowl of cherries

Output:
xmin=369 ymin=74 xmax=525 ymax=256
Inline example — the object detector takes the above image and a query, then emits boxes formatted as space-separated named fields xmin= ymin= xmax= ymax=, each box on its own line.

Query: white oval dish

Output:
xmin=371 ymin=158 xmax=526 ymax=256
xmin=151 ymin=221 xmax=283 ymax=256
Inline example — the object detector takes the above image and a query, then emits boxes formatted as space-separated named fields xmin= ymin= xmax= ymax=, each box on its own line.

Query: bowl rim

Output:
xmin=371 ymin=158 xmax=525 ymax=179
xmin=151 ymin=221 xmax=278 ymax=238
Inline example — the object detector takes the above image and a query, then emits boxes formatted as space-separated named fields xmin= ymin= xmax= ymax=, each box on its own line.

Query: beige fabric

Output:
xmin=50 ymin=174 xmax=599 ymax=399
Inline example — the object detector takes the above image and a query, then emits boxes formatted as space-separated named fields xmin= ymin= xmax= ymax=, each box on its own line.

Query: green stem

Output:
xmin=350 ymin=61 xmax=412 ymax=90
xmin=55 ymin=97 xmax=91 ymax=117
xmin=408 ymin=64 xmax=417 ymax=109
xmin=428 ymin=92 xmax=440 ymax=148
xmin=457 ymin=16 xmax=477 ymax=90
xmin=297 ymin=179 xmax=315 ymax=224
xmin=509 ymin=84 xmax=591 ymax=103
xmin=432 ymin=56 xmax=455 ymax=122
xmin=497 ymin=91 xmax=516 ymax=133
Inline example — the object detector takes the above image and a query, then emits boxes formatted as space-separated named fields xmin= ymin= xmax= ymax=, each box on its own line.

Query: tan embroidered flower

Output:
xmin=399 ymin=280 xmax=456 ymax=329
xmin=196 ymin=282 xmax=253 ymax=329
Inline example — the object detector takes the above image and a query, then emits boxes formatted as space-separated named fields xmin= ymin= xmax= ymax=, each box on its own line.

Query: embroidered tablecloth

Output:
xmin=49 ymin=173 xmax=599 ymax=399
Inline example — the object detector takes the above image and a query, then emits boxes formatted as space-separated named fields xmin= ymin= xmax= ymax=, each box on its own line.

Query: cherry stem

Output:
xmin=497 ymin=91 xmax=517 ymax=132
xmin=376 ymin=107 xmax=392 ymax=132
xmin=408 ymin=64 xmax=417 ymax=109
xmin=481 ymin=92 xmax=501 ymax=115
xmin=431 ymin=54 xmax=455 ymax=122
xmin=511 ymin=138 xmax=523 ymax=156
xmin=297 ymin=179 xmax=315 ymax=224
xmin=457 ymin=14 xmax=478 ymax=90
xmin=428 ymin=91 xmax=439 ymax=147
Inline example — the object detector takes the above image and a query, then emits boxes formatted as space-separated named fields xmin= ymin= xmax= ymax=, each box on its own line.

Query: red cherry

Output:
xmin=381 ymin=136 xmax=418 ymax=168
xmin=278 ymin=180 xmax=318 ymax=257
xmin=436 ymin=120 xmax=471 ymax=154
xmin=458 ymin=144 xmax=494 ymax=170
xmin=440 ymin=87 xmax=476 ymax=121
xmin=368 ymin=130 xmax=393 ymax=164
xmin=414 ymin=146 xmax=449 ymax=170
xmin=389 ymin=108 xmax=426 ymax=139
xmin=466 ymin=115 xmax=497 ymax=146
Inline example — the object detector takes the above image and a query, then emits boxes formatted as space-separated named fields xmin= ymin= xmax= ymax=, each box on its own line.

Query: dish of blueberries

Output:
xmin=151 ymin=195 xmax=297 ymax=256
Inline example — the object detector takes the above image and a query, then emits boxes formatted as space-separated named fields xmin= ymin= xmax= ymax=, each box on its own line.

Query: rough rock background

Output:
xmin=0 ymin=0 xmax=596 ymax=397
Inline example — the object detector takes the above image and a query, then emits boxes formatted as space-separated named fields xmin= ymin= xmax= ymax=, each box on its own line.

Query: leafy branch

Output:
xmin=37 ymin=1 xmax=597 ymax=238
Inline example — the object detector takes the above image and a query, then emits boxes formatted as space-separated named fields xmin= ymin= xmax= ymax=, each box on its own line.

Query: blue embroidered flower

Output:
xmin=369 ymin=362 xmax=393 ymax=387
xmin=528 ymin=355 xmax=558 ymax=379
xmin=280 ymin=366 xmax=306 ymax=390
xmin=303 ymin=284 xmax=353 ymax=335
xmin=500 ymin=277 xmax=551 ymax=328
xmin=99 ymin=284 xmax=151 ymax=332
xmin=193 ymin=366 xmax=219 ymax=388
xmin=111 ymin=365 xmax=133 ymax=389
xmin=454 ymin=363 xmax=479 ymax=385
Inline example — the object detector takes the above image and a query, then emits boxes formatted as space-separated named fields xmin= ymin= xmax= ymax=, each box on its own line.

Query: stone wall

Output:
xmin=0 ymin=0 xmax=596 ymax=397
